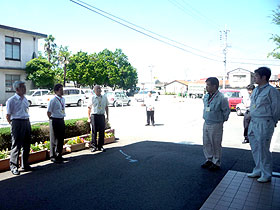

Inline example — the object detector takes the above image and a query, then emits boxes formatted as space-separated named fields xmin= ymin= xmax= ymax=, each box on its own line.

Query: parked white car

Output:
xmin=236 ymin=101 xmax=247 ymax=116
xmin=40 ymin=88 xmax=86 ymax=107
xmin=106 ymin=91 xmax=131 ymax=107
xmin=25 ymin=89 xmax=50 ymax=106
xmin=134 ymin=90 xmax=159 ymax=102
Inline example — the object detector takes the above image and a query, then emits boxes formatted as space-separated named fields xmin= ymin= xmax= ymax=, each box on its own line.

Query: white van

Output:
xmin=40 ymin=88 xmax=86 ymax=107
xmin=25 ymin=89 xmax=50 ymax=106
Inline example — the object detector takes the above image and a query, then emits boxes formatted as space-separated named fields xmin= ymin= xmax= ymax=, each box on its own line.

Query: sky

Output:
xmin=1 ymin=0 xmax=280 ymax=83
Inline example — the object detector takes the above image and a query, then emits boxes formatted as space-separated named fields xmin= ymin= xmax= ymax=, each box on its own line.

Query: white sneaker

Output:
xmin=247 ymin=172 xmax=261 ymax=178
xmin=257 ymin=177 xmax=271 ymax=183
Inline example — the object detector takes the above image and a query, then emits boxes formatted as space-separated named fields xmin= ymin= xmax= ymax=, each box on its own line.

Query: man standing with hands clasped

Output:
xmin=247 ymin=67 xmax=280 ymax=183
xmin=47 ymin=84 xmax=67 ymax=163
xmin=201 ymin=77 xmax=230 ymax=171
xmin=88 ymin=85 xmax=109 ymax=152
xmin=6 ymin=81 xmax=32 ymax=175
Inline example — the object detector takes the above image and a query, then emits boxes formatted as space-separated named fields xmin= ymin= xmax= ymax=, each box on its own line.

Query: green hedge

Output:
xmin=0 ymin=118 xmax=97 ymax=150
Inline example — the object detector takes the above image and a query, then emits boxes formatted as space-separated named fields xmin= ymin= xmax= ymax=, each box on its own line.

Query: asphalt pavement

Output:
xmin=1 ymin=140 xmax=280 ymax=210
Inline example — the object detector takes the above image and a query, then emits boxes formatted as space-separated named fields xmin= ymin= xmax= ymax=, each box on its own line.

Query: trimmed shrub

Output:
xmin=0 ymin=118 xmax=96 ymax=150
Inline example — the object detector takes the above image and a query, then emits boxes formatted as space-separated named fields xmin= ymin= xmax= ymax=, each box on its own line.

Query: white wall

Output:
xmin=165 ymin=82 xmax=187 ymax=94
xmin=0 ymin=27 xmax=44 ymax=104
xmin=228 ymin=69 xmax=253 ymax=88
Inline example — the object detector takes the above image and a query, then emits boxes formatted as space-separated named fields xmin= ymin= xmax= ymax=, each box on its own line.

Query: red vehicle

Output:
xmin=219 ymin=89 xmax=242 ymax=110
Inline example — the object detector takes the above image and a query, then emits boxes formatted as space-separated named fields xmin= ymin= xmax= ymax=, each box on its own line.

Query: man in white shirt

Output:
xmin=88 ymin=85 xmax=109 ymax=152
xmin=47 ymin=84 xmax=66 ymax=163
xmin=144 ymin=91 xmax=155 ymax=126
xmin=6 ymin=81 xmax=31 ymax=175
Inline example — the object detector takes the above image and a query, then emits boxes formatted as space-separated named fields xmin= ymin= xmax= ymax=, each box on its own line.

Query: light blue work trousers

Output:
xmin=248 ymin=118 xmax=275 ymax=179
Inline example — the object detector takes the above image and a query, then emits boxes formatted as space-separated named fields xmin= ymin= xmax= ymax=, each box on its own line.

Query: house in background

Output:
xmin=0 ymin=24 xmax=47 ymax=104
xmin=227 ymin=68 xmax=254 ymax=88
xmin=164 ymin=80 xmax=189 ymax=95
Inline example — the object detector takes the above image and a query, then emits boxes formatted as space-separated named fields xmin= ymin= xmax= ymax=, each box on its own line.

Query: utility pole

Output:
xmin=220 ymin=27 xmax=230 ymax=89
xmin=148 ymin=65 xmax=154 ymax=90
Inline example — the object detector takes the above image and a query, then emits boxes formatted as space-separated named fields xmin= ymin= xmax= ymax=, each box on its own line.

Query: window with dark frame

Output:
xmin=5 ymin=74 xmax=20 ymax=92
xmin=5 ymin=36 xmax=21 ymax=60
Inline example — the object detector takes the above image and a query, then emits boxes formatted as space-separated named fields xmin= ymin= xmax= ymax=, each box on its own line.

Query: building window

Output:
xmin=5 ymin=36 xmax=21 ymax=60
xmin=5 ymin=74 xmax=20 ymax=92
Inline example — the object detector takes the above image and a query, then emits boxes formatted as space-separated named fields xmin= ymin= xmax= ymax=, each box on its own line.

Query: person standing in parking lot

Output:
xmin=144 ymin=91 xmax=155 ymax=126
xmin=88 ymin=85 xmax=109 ymax=152
xmin=247 ymin=67 xmax=280 ymax=183
xmin=201 ymin=77 xmax=230 ymax=171
xmin=242 ymin=84 xmax=255 ymax=144
xmin=6 ymin=81 xmax=32 ymax=175
xmin=47 ymin=84 xmax=66 ymax=163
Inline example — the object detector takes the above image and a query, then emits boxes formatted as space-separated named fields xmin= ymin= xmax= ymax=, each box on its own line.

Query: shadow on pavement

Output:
xmin=0 ymin=141 xmax=280 ymax=210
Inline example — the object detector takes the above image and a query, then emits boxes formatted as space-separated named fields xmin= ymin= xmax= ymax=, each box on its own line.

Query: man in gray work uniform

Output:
xmin=6 ymin=81 xmax=32 ymax=175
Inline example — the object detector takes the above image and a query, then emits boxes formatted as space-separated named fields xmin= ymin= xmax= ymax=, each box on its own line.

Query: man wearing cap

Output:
xmin=6 ymin=81 xmax=32 ymax=175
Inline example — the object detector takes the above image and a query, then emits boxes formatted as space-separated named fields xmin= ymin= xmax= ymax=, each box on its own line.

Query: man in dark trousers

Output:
xmin=47 ymin=84 xmax=66 ymax=163
xmin=6 ymin=81 xmax=32 ymax=175
xmin=88 ymin=85 xmax=109 ymax=152
xmin=242 ymin=84 xmax=255 ymax=144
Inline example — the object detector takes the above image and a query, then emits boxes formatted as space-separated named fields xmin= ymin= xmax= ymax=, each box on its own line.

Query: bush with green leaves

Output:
xmin=0 ymin=118 xmax=108 ymax=150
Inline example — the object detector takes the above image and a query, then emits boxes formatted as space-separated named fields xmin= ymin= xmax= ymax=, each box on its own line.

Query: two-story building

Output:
xmin=0 ymin=24 xmax=47 ymax=104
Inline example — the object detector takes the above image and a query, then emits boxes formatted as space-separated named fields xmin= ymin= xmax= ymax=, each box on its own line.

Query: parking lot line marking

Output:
xmin=119 ymin=150 xmax=138 ymax=163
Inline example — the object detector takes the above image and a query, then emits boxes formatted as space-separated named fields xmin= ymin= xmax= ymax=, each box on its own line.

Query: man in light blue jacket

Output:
xmin=247 ymin=67 xmax=280 ymax=183
xmin=201 ymin=77 xmax=230 ymax=171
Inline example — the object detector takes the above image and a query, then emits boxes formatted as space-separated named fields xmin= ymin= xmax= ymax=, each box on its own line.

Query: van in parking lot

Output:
xmin=25 ymin=89 xmax=50 ymax=106
xmin=106 ymin=91 xmax=131 ymax=107
xmin=40 ymin=88 xmax=86 ymax=107
xmin=219 ymin=89 xmax=242 ymax=110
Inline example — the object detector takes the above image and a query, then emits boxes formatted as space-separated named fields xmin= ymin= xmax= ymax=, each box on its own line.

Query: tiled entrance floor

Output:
xmin=200 ymin=170 xmax=280 ymax=210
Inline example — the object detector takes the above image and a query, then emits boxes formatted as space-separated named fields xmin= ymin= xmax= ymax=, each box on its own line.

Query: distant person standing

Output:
xmin=47 ymin=84 xmax=66 ymax=163
xmin=144 ymin=91 xmax=155 ymax=126
xmin=88 ymin=85 xmax=109 ymax=152
xmin=242 ymin=84 xmax=255 ymax=144
xmin=6 ymin=81 xmax=32 ymax=175
xmin=247 ymin=67 xmax=280 ymax=183
xmin=201 ymin=77 xmax=230 ymax=171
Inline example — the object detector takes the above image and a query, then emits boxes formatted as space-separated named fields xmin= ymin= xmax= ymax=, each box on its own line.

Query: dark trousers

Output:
xmin=90 ymin=114 xmax=105 ymax=149
xmin=10 ymin=119 xmax=31 ymax=169
xmin=243 ymin=111 xmax=251 ymax=140
xmin=146 ymin=111 xmax=155 ymax=125
xmin=50 ymin=118 xmax=65 ymax=159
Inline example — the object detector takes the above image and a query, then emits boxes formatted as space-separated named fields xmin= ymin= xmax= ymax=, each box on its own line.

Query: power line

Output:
xmin=74 ymin=0 xmax=221 ymax=59
xmin=70 ymin=0 xmax=223 ymax=62
xmin=70 ymin=0 xmax=280 ymax=67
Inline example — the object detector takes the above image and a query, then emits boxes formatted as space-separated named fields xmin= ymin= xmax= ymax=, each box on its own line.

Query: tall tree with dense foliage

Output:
xmin=269 ymin=5 xmax=280 ymax=59
xmin=44 ymin=35 xmax=57 ymax=64
xmin=58 ymin=45 xmax=71 ymax=86
xmin=25 ymin=58 xmax=55 ymax=89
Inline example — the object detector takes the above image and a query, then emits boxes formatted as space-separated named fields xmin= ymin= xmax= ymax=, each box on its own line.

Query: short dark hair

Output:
xmin=54 ymin=84 xmax=63 ymax=92
xmin=246 ymin=84 xmax=255 ymax=90
xmin=206 ymin=77 xmax=219 ymax=89
xmin=254 ymin=67 xmax=271 ymax=82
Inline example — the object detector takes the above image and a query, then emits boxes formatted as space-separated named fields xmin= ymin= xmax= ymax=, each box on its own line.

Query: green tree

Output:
xmin=58 ymin=46 xmax=71 ymax=86
xmin=44 ymin=35 xmax=57 ymax=64
xmin=25 ymin=58 xmax=55 ymax=89
xmin=269 ymin=5 xmax=280 ymax=59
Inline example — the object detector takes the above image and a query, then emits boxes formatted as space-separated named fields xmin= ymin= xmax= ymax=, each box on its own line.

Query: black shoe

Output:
xmin=242 ymin=139 xmax=249 ymax=144
xmin=201 ymin=161 xmax=213 ymax=169
xmin=208 ymin=164 xmax=221 ymax=171
xmin=91 ymin=147 xmax=97 ymax=152
xmin=145 ymin=124 xmax=150 ymax=126
xmin=11 ymin=168 xmax=20 ymax=175
xmin=51 ymin=157 xmax=62 ymax=163
xmin=22 ymin=165 xmax=33 ymax=171
xmin=99 ymin=147 xmax=106 ymax=152
xmin=152 ymin=124 xmax=155 ymax=126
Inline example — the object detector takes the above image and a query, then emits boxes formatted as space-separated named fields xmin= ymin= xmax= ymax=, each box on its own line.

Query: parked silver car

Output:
xmin=25 ymin=89 xmax=50 ymax=106
xmin=134 ymin=90 xmax=159 ymax=102
xmin=106 ymin=91 xmax=131 ymax=107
